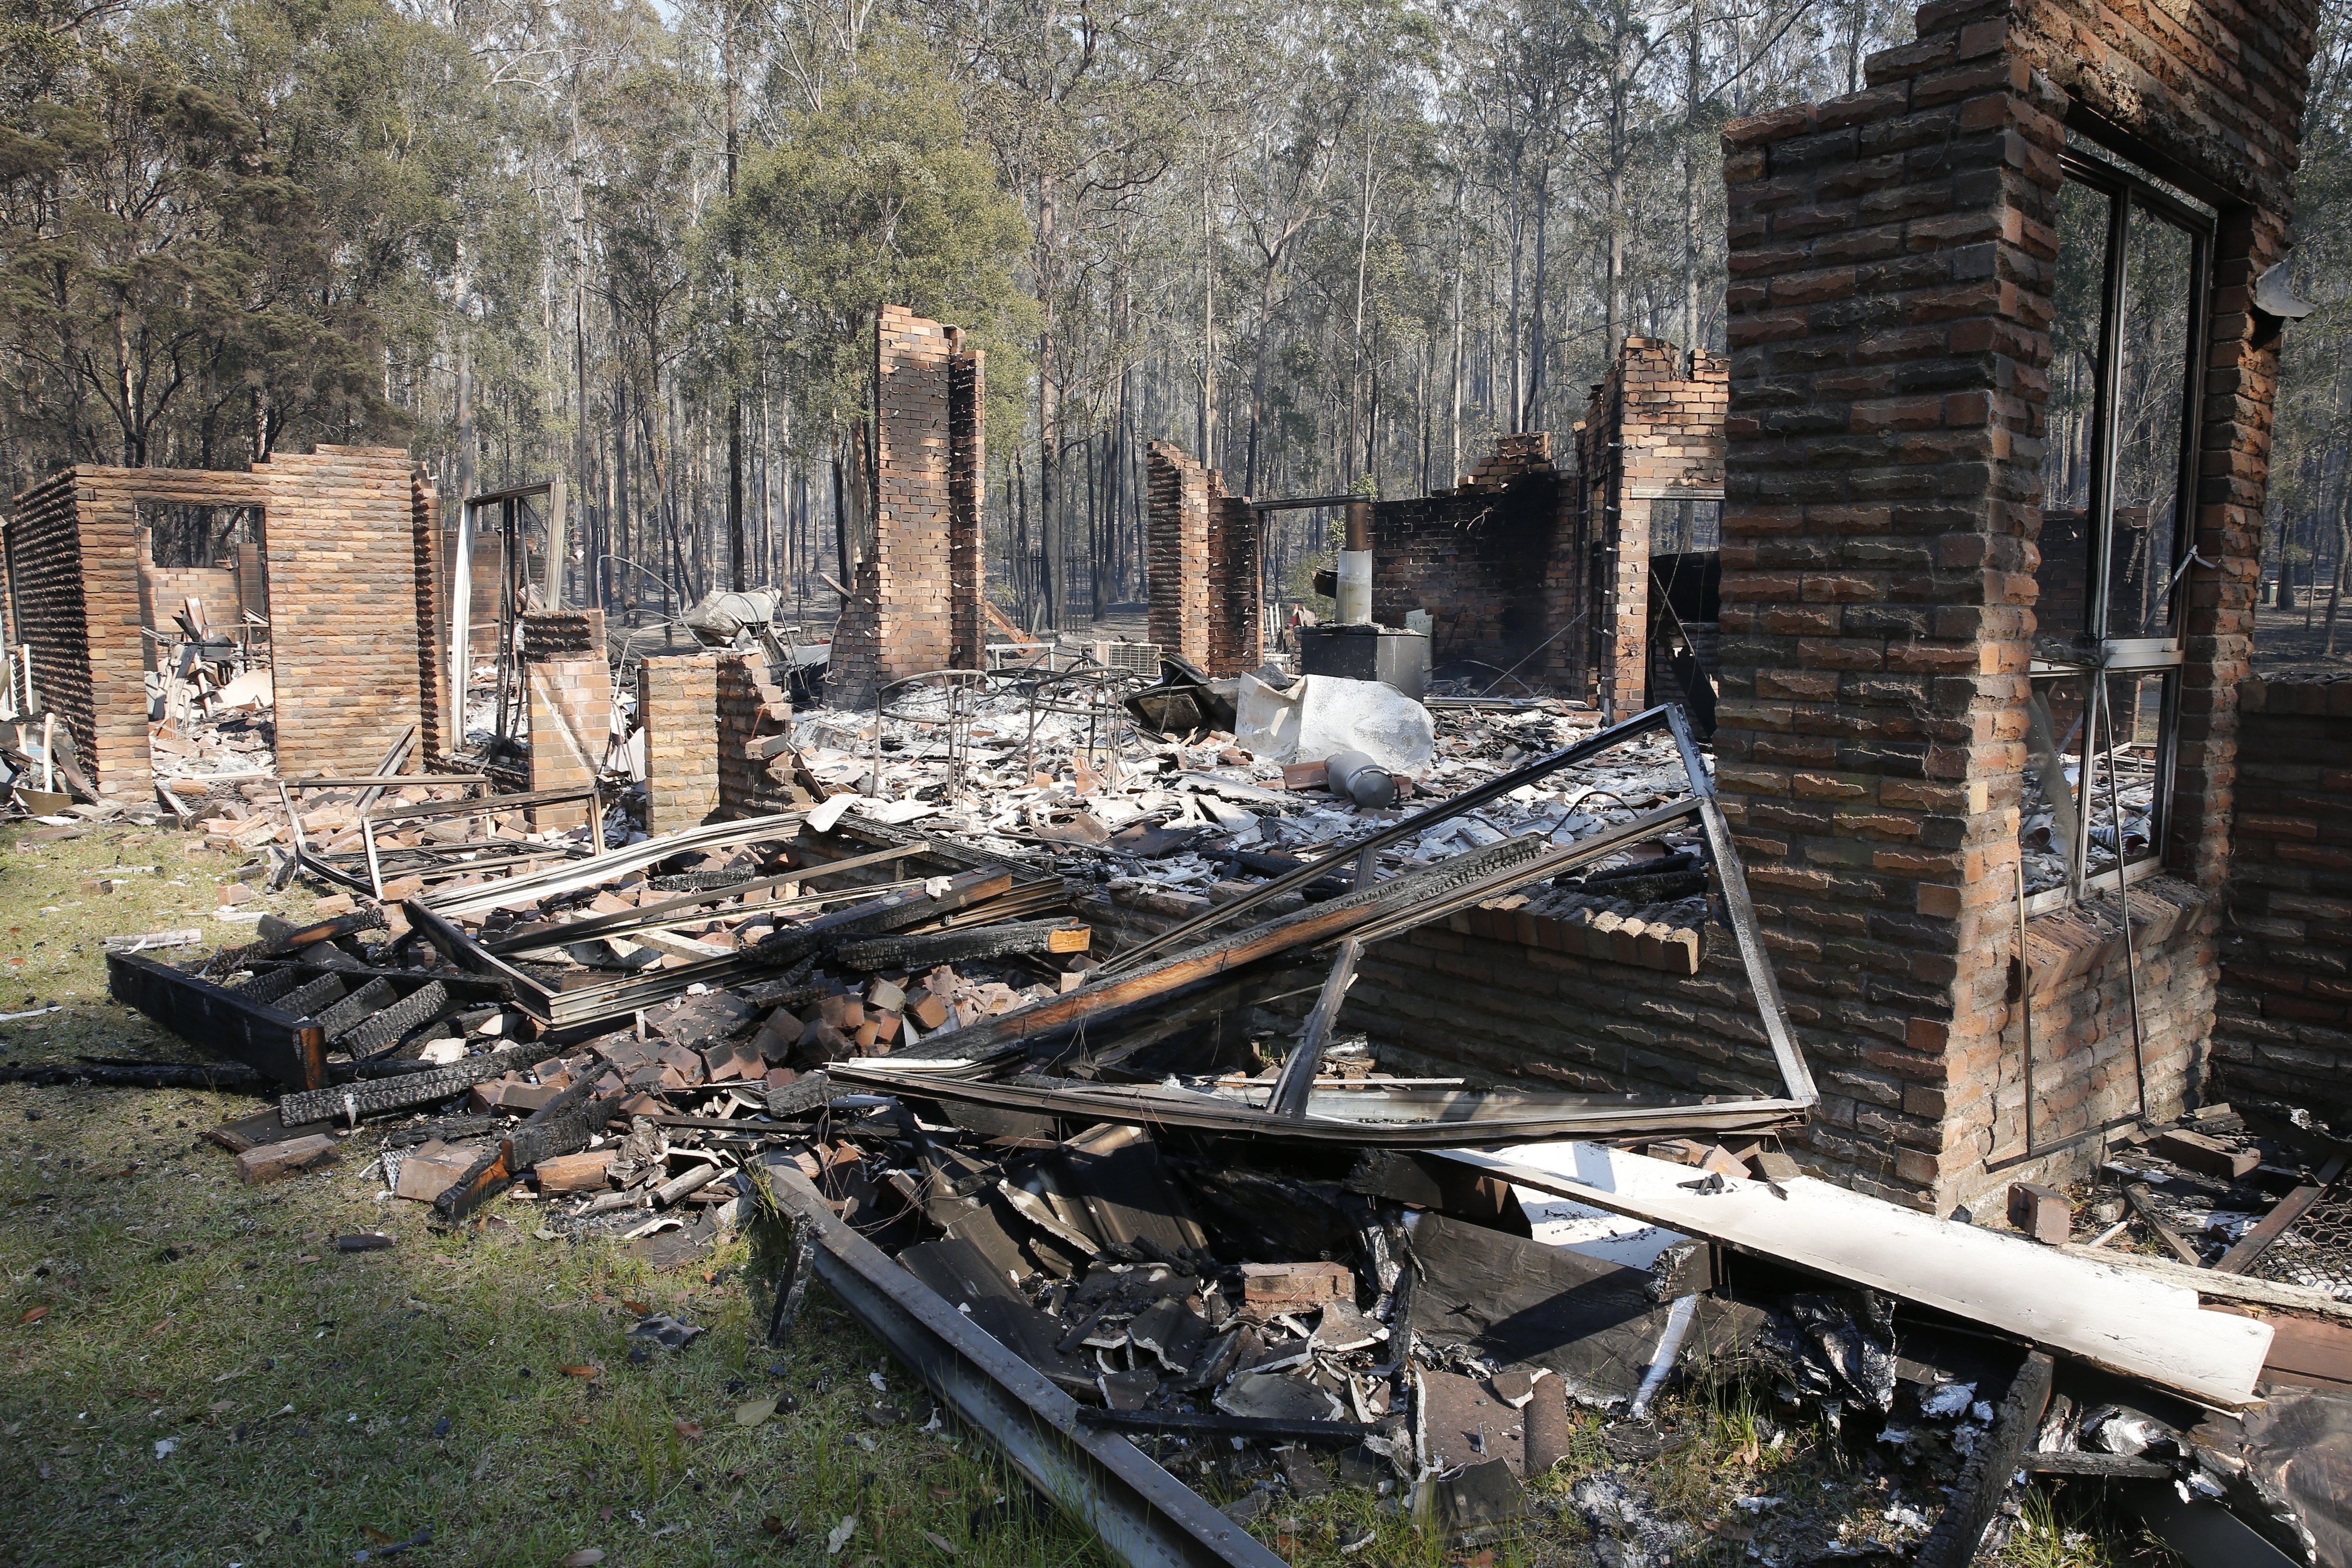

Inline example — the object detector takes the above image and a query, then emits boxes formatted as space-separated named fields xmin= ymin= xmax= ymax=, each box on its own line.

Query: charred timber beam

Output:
xmin=0 ymin=1059 xmax=268 ymax=1090
xmin=278 ymin=1043 xmax=540 ymax=1125
xmin=1914 ymin=1349 xmax=2053 ymax=1568
xmin=833 ymin=920 xmax=1090 ymax=972
xmin=431 ymin=1071 xmax=617 ymax=1226
xmin=746 ymin=868 xmax=1015 ymax=969
xmin=106 ymin=949 xmax=329 ymax=1090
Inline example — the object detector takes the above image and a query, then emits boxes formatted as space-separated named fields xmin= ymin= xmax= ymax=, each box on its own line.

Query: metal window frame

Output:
xmin=2030 ymin=148 xmax=2214 ymax=907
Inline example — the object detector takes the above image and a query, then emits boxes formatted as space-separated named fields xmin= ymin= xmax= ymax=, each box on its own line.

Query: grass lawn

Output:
xmin=0 ymin=817 xmax=2140 ymax=1567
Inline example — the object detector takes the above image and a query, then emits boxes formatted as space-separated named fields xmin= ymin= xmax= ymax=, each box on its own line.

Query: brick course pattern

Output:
xmin=1144 ymin=442 xmax=1264 ymax=678
xmin=716 ymin=652 xmax=809 ymax=819
xmin=1571 ymin=340 xmax=1729 ymax=714
xmin=1369 ymin=438 xmax=1561 ymax=682
xmin=636 ymin=653 xmax=722 ymax=835
xmin=2 ymin=447 xmax=445 ymax=794
xmin=1206 ymin=494 xmax=1263 ymax=676
xmin=828 ymin=306 xmax=986 ymax=707
xmin=525 ymin=653 xmax=612 ymax=796
xmin=1713 ymin=0 xmax=2319 ymax=1211
xmin=1146 ymin=441 xmax=1212 ymax=667
xmin=2213 ymin=676 xmax=2352 ymax=1115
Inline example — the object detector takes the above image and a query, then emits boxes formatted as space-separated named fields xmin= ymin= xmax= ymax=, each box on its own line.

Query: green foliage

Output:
xmin=711 ymin=27 xmax=1036 ymax=434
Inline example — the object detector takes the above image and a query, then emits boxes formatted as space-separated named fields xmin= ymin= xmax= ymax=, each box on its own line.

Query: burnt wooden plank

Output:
xmin=1914 ymin=1350 xmax=2054 ymax=1568
xmin=106 ymin=950 xmax=329 ymax=1090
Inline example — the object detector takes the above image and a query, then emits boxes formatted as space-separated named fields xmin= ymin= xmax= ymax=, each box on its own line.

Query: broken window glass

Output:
xmin=2020 ymin=140 xmax=2208 ymax=903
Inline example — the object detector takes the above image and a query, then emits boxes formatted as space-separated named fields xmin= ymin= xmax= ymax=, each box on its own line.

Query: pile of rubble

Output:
xmin=17 ymin=691 xmax=2349 ymax=1566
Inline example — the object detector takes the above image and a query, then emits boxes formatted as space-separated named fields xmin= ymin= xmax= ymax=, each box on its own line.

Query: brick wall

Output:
xmin=2213 ymin=677 xmax=2352 ymax=1114
xmin=526 ymin=653 xmax=612 ymax=795
xmin=7 ymin=448 xmax=445 ymax=794
xmin=1713 ymin=0 xmax=2318 ymax=1212
xmin=949 ymin=344 xmax=986 ymax=671
xmin=637 ymin=652 xmax=722 ymax=834
xmin=1572 ymin=340 xmax=1729 ymax=715
xmin=252 ymin=446 xmax=439 ymax=778
xmin=521 ymin=608 xmax=603 ymax=663
xmin=1146 ymin=441 xmax=1211 ymax=666
xmin=1370 ymin=450 xmax=1561 ymax=680
xmin=715 ymin=651 xmax=806 ymax=819
xmin=0 ymin=473 xmax=108 ymax=782
xmin=1205 ymin=494 xmax=1263 ymax=677
xmin=1366 ymin=430 xmax=1589 ymax=688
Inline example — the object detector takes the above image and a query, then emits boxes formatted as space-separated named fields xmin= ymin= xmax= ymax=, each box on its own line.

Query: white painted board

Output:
xmin=1442 ymin=1141 xmax=2273 ymax=1409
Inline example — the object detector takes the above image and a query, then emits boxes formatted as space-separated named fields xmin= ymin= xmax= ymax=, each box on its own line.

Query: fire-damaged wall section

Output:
xmin=2215 ymin=676 xmax=2352 ymax=1117
xmin=831 ymin=306 xmax=986 ymax=708
xmin=2 ymin=446 xmax=443 ymax=796
xmin=1713 ymin=0 xmax=2318 ymax=1212
xmin=2 ymin=472 xmax=109 ymax=782
xmin=1369 ymin=434 xmax=1559 ymax=685
xmin=1145 ymin=442 xmax=1262 ymax=677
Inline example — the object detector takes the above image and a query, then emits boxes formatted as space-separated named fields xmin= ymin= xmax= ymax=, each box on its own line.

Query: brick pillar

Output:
xmin=408 ymin=469 xmax=445 ymax=763
xmin=260 ymin=445 xmax=439 ymax=777
xmin=1595 ymin=339 xmax=1730 ymax=716
xmin=948 ymin=343 xmax=986 ymax=670
xmin=831 ymin=306 xmax=977 ymax=707
xmin=1205 ymin=494 xmax=1262 ymax=677
xmin=1716 ymin=15 xmax=2062 ymax=1210
xmin=1715 ymin=0 xmax=2312 ymax=1211
xmin=637 ymin=653 xmax=722 ymax=835
xmin=1147 ymin=440 xmax=1211 ymax=666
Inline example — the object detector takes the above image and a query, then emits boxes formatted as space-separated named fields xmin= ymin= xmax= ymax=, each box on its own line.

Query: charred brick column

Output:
xmin=949 ymin=341 xmax=987 ymax=670
xmin=832 ymin=307 xmax=979 ymax=707
xmin=637 ymin=652 xmax=722 ymax=835
xmin=1147 ymin=440 xmax=1211 ymax=666
xmin=2213 ymin=676 xmax=2352 ymax=1116
xmin=1205 ymin=495 xmax=1262 ymax=677
xmin=1589 ymin=340 xmax=1729 ymax=716
xmin=1717 ymin=0 xmax=2315 ymax=1212
xmin=0 ymin=472 xmax=122 ymax=788
xmin=259 ymin=446 xmax=437 ymax=777
xmin=410 ymin=468 xmax=446 ymax=762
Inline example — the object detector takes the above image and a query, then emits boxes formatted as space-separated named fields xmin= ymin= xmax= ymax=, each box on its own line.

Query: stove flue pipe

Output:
xmin=1336 ymin=500 xmax=1373 ymax=625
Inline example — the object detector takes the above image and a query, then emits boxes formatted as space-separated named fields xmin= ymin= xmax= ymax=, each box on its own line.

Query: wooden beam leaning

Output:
xmin=872 ymin=830 xmax=1573 ymax=1075
xmin=106 ymin=950 xmax=329 ymax=1090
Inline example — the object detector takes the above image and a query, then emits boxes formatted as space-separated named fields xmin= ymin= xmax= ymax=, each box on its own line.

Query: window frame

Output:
xmin=2024 ymin=144 xmax=2214 ymax=915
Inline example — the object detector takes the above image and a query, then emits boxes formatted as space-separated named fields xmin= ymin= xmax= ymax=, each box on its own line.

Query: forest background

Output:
xmin=0 ymin=0 xmax=2344 ymax=635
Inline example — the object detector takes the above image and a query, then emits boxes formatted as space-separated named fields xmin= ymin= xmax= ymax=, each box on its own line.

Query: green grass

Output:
xmin=0 ymin=817 xmax=2160 ymax=1567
